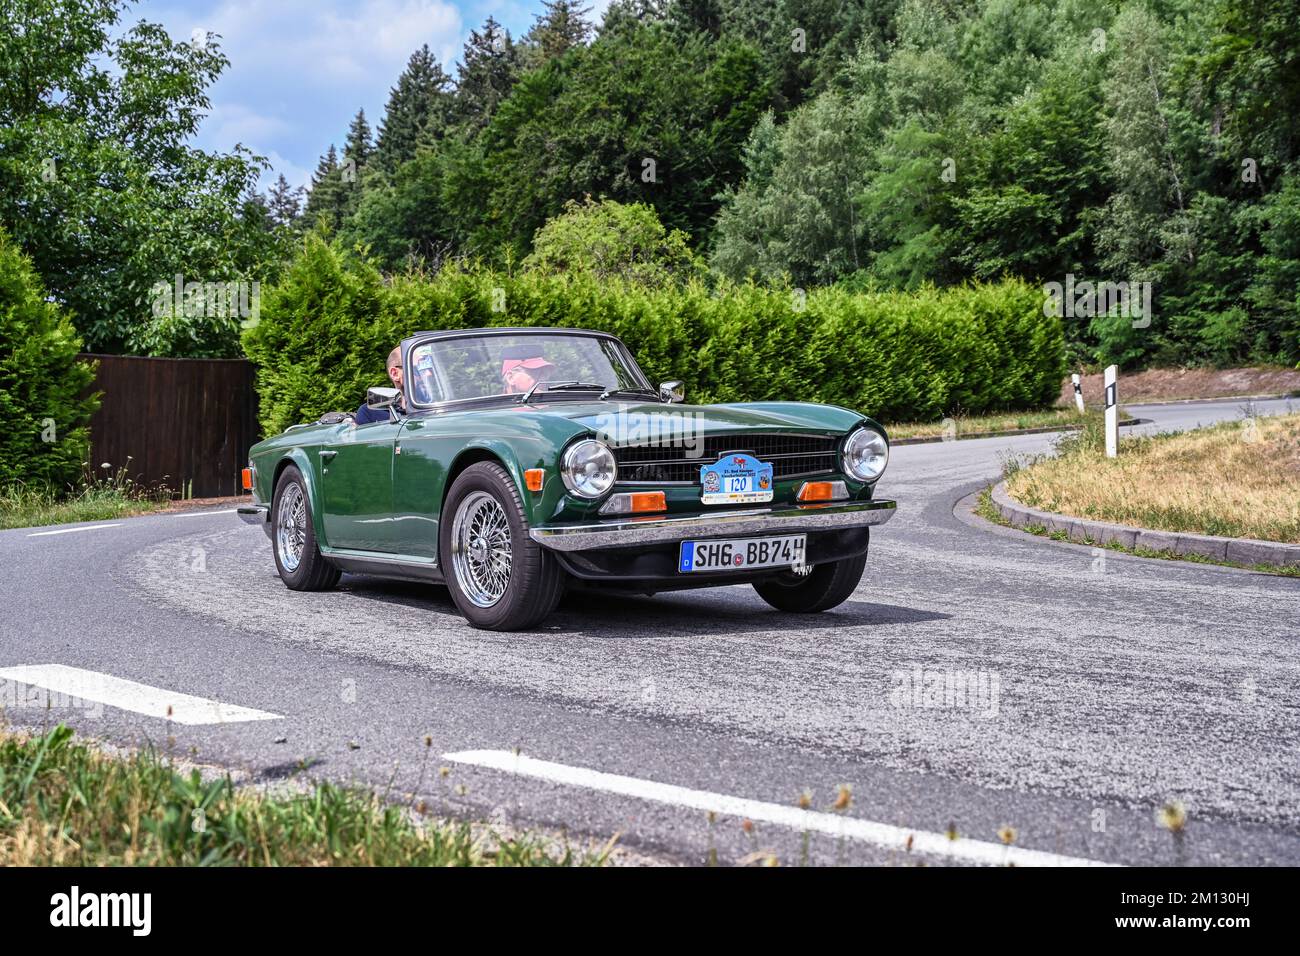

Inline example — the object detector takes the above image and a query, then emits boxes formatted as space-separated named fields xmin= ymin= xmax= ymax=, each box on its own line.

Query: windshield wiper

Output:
xmin=599 ymin=386 xmax=658 ymax=401
xmin=517 ymin=381 xmax=605 ymax=404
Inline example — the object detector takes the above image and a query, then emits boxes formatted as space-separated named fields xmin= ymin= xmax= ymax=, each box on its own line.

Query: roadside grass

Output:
xmin=0 ymin=724 xmax=610 ymax=866
xmin=0 ymin=463 xmax=167 ymax=531
xmin=975 ymin=489 xmax=1300 ymax=578
xmin=1001 ymin=411 xmax=1300 ymax=544
xmin=886 ymin=407 xmax=1130 ymax=441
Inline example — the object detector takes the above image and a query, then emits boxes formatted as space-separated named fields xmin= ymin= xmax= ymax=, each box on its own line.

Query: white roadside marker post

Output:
xmin=1104 ymin=364 xmax=1119 ymax=458
xmin=1072 ymin=373 xmax=1086 ymax=414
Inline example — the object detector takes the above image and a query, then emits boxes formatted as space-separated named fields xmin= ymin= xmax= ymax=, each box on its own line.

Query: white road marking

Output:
xmin=0 ymin=665 xmax=282 ymax=726
xmin=444 ymin=749 xmax=1118 ymax=867
xmin=170 ymin=509 xmax=238 ymax=518
xmin=27 ymin=523 xmax=122 ymax=537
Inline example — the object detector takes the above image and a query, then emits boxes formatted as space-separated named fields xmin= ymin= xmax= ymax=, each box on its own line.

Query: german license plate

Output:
xmin=699 ymin=452 xmax=774 ymax=505
xmin=678 ymin=534 xmax=806 ymax=573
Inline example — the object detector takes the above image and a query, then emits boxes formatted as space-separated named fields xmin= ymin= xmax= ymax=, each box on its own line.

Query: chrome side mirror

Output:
xmin=659 ymin=380 xmax=685 ymax=404
xmin=367 ymin=386 xmax=401 ymax=409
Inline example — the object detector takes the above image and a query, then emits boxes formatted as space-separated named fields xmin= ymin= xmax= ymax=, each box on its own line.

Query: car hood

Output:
xmin=542 ymin=400 xmax=871 ymax=441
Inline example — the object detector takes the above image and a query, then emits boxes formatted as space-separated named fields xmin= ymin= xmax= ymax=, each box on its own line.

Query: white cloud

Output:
xmin=257 ymin=151 xmax=313 ymax=192
xmin=196 ymin=0 xmax=463 ymax=88
xmin=202 ymin=102 xmax=290 ymax=147
xmin=159 ymin=0 xmax=465 ymax=184
xmin=130 ymin=0 xmax=612 ymax=186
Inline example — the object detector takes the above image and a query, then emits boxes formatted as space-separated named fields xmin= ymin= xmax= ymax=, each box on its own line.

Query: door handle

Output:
xmin=319 ymin=450 xmax=337 ymax=460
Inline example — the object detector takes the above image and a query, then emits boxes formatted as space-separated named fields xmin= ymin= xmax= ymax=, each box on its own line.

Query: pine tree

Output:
xmin=374 ymin=46 xmax=453 ymax=173
xmin=523 ymin=1 xmax=592 ymax=66
xmin=339 ymin=109 xmax=374 ymax=215
xmin=267 ymin=173 xmax=305 ymax=228
xmin=454 ymin=17 xmax=523 ymax=132
xmin=599 ymin=0 xmax=667 ymax=35
xmin=344 ymin=109 xmax=373 ymax=172
xmin=242 ymin=189 xmax=274 ymax=232
xmin=668 ymin=0 xmax=722 ymax=38
xmin=303 ymin=144 xmax=347 ymax=231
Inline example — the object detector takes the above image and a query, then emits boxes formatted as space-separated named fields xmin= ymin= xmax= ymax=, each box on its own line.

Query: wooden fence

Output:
xmin=81 ymin=355 xmax=259 ymax=499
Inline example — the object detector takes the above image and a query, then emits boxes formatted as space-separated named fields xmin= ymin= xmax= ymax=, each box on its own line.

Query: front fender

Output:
xmin=447 ymin=437 xmax=565 ymax=528
xmin=261 ymin=446 xmax=328 ymax=545
xmin=455 ymin=437 xmax=528 ymax=488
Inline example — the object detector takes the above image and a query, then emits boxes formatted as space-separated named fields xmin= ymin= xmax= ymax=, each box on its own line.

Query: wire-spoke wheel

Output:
xmin=275 ymin=482 xmax=307 ymax=572
xmin=271 ymin=465 xmax=340 ymax=591
xmin=440 ymin=461 xmax=566 ymax=630
xmin=451 ymin=491 xmax=513 ymax=607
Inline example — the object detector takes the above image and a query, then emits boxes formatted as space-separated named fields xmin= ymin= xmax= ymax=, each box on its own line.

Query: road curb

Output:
xmin=989 ymin=481 xmax=1300 ymax=568
xmin=1121 ymin=392 xmax=1297 ymax=407
xmin=891 ymin=417 xmax=1150 ymax=446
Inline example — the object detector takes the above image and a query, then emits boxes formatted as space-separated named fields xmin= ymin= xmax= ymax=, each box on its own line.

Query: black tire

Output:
xmin=752 ymin=553 xmax=866 ymax=613
xmin=440 ymin=461 xmax=566 ymax=630
xmin=271 ymin=465 xmax=341 ymax=591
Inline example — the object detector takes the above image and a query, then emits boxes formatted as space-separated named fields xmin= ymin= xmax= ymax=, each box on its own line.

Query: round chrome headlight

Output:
xmin=842 ymin=427 xmax=888 ymax=482
xmin=561 ymin=439 xmax=617 ymax=499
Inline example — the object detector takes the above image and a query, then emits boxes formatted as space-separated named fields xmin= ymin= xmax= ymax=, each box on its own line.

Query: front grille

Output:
xmin=613 ymin=433 xmax=840 ymax=484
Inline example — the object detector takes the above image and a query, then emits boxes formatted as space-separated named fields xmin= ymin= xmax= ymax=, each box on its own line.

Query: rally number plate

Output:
xmin=699 ymin=452 xmax=774 ymax=505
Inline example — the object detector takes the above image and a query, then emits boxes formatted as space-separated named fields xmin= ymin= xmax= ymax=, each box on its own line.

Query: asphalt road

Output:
xmin=2 ymin=397 xmax=1296 ymax=866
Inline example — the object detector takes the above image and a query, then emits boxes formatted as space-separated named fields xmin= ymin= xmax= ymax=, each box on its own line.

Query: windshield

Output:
xmin=405 ymin=333 xmax=647 ymax=404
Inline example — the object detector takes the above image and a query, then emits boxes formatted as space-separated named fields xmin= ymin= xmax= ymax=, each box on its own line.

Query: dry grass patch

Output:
xmin=0 ymin=463 xmax=167 ymax=531
xmin=1058 ymin=366 xmax=1300 ymax=405
xmin=1004 ymin=412 xmax=1300 ymax=543
xmin=0 ymin=724 xmax=610 ymax=866
xmin=888 ymin=407 xmax=1129 ymax=441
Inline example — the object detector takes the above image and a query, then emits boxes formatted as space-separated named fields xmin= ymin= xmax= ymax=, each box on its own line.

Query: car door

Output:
xmin=389 ymin=415 xmax=452 ymax=561
xmin=318 ymin=419 xmax=400 ymax=552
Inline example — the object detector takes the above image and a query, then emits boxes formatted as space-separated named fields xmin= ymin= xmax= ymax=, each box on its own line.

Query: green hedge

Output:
xmin=0 ymin=229 xmax=97 ymax=490
xmin=244 ymin=235 xmax=1066 ymax=435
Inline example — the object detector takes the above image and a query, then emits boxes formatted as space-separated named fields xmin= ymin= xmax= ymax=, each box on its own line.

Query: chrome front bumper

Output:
xmin=238 ymin=503 xmax=270 ymax=530
xmin=529 ymin=499 xmax=896 ymax=552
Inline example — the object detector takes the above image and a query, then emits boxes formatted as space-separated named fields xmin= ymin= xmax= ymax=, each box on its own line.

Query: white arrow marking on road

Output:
xmin=27 ymin=523 xmax=122 ymax=537
xmin=0 ymin=665 xmax=282 ymax=726
xmin=444 ymin=749 xmax=1118 ymax=867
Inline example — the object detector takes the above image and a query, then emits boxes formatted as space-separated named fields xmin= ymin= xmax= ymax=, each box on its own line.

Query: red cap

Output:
xmin=501 ymin=356 xmax=556 ymax=377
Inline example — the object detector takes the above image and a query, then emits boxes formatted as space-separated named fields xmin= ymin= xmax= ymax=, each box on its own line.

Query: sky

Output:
xmin=123 ymin=0 xmax=612 ymax=192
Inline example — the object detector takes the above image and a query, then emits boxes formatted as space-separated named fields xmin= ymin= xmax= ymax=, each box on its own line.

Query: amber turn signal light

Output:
xmin=524 ymin=468 xmax=545 ymax=492
xmin=797 ymin=480 xmax=849 ymax=502
xmin=241 ymin=467 xmax=252 ymax=492
xmin=628 ymin=491 xmax=666 ymax=513
xmin=597 ymin=491 xmax=667 ymax=515
xmin=797 ymin=481 xmax=833 ymax=501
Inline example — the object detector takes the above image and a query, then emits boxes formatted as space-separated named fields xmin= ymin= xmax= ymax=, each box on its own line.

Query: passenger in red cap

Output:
xmin=500 ymin=344 xmax=557 ymax=395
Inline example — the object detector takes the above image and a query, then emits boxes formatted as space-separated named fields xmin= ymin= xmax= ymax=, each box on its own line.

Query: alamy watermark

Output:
xmin=1043 ymin=274 xmax=1152 ymax=329
xmin=889 ymin=666 xmax=1001 ymax=719
xmin=592 ymin=408 xmax=704 ymax=456
xmin=150 ymin=274 xmax=260 ymax=325
xmin=0 ymin=677 xmax=103 ymax=719
xmin=50 ymin=886 xmax=151 ymax=936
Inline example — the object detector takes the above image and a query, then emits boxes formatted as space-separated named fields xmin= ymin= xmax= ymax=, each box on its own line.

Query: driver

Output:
xmin=355 ymin=347 xmax=404 ymax=425
xmin=500 ymin=344 xmax=557 ymax=395
xmin=356 ymin=345 xmax=442 ymax=424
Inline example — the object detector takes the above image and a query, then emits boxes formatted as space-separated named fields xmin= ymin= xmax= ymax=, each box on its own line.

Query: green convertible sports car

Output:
xmin=239 ymin=327 xmax=896 ymax=630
